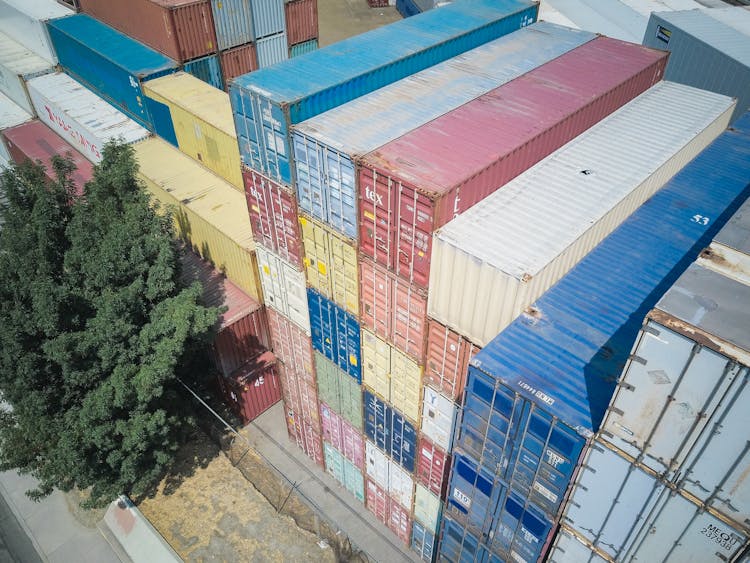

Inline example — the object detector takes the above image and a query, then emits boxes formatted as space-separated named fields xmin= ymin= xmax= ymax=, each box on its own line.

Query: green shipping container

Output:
xmin=289 ymin=38 xmax=318 ymax=58
xmin=316 ymin=352 xmax=362 ymax=430
xmin=324 ymin=443 xmax=365 ymax=503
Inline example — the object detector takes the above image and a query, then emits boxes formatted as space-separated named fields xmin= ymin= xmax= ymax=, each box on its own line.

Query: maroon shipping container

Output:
xmin=243 ymin=166 xmax=303 ymax=267
xmin=267 ymin=307 xmax=315 ymax=386
xmin=221 ymin=43 xmax=258 ymax=88
xmin=360 ymin=256 xmax=428 ymax=364
xmin=388 ymin=498 xmax=412 ymax=545
xmin=416 ymin=433 xmax=450 ymax=499
xmin=285 ymin=406 xmax=324 ymax=467
xmin=216 ymin=351 xmax=282 ymax=425
xmin=424 ymin=318 xmax=480 ymax=403
xmin=278 ymin=361 xmax=320 ymax=427
xmin=2 ymin=120 xmax=93 ymax=197
xmin=284 ymin=0 xmax=317 ymax=47
xmin=358 ymin=37 xmax=668 ymax=288
xmin=365 ymin=477 xmax=389 ymax=525
xmin=180 ymin=249 xmax=270 ymax=376
xmin=79 ymin=0 xmax=217 ymax=61
xmin=320 ymin=403 xmax=364 ymax=468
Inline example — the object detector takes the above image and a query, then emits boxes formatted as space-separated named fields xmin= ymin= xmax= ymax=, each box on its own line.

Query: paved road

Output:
xmin=0 ymin=491 xmax=43 ymax=563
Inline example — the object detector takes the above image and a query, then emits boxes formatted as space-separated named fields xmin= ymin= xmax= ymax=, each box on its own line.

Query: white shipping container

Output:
xmin=26 ymin=73 xmax=150 ymax=163
xmin=255 ymin=244 xmax=310 ymax=334
xmin=428 ymin=81 xmax=735 ymax=347
xmin=413 ymin=484 xmax=441 ymax=533
xmin=0 ymin=91 xmax=32 ymax=167
xmin=420 ymin=386 xmax=457 ymax=452
xmin=388 ymin=462 xmax=414 ymax=510
xmin=365 ymin=440 xmax=389 ymax=489
xmin=0 ymin=0 xmax=72 ymax=64
xmin=0 ymin=33 xmax=52 ymax=114
xmin=546 ymin=527 xmax=609 ymax=563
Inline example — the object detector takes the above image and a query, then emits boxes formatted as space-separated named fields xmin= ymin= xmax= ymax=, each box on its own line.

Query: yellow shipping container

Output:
xmin=133 ymin=137 xmax=262 ymax=301
xmin=361 ymin=328 xmax=422 ymax=422
xmin=299 ymin=214 xmax=359 ymax=316
xmin=143 ymin=72 xmax=243 ymax=191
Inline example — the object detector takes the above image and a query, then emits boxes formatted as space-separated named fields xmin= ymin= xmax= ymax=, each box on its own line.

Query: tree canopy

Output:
xmin=0 ymin=143 xmax=219 ymax=507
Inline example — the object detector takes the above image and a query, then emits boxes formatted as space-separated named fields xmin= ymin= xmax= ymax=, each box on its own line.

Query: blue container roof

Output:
xmin=471 ymin=114 xmax=750 ymax=437
xmin=233 ymin=0 xmax=534 ymax=102
xmin=47 ymin=14 xmax=178 ymax=77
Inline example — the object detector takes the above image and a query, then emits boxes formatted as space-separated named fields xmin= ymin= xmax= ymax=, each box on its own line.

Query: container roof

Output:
xmin=712 ymin=197 xmax=750 ymax=255
xmin=0 ymin=91 xmax=32 ymax=129
xmin=0 ymin=32 xmax=53 ymax=75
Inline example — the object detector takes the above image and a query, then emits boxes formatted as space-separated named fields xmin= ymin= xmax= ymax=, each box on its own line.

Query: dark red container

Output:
xmin=79 ymin=0 xmax=217 ymax=62
xmin=216 ymin=351 xmax=282 ymax=425
xmin=243 ymin=166 xmax=303 ymax=267
xmin=285 ymin=406 xmax=324 ymax=467
xmin=388 ymin=498 xmax=412 ymax=545
xmin=278 ymin=361 xmax=320 ymax=427
xmin=284 ymin=0 xmax=317 ymax=47
xmin=416 ymin=433 xmax=450 ymax=499
xmin=221 ymin=43 xmax=258 ymax=88
xmin=358 ymin=37 xmax=668 ymax=288
xmin=365 ymin=477 xmax=389 ymax=525
xmin=425 ymin=318 xmax=480 ymax=403
xmin=2 ymin=120 xmax=93 ymax=197
xmin=267 ymin=307 xmax=315 ymax=387
xmin=180 ymin=249 xmax=270 ymax=376
xmin=359 ymin=256 xmax=428 ymax=364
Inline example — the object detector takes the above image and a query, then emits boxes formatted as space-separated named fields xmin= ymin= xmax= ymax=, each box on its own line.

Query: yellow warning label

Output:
xmin=364 ymin=211 xmax=375 ymax=220
xmin=318 ymin=262 xmax=327 ymax=276
xmin=350 ymin=355 xmax=358 ymax=367
xmin=263 ymin=265 xmax=270 ymax=275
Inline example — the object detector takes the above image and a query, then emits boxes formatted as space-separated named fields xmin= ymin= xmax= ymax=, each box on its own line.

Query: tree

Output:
xmin=0 ymin=143 xmax=220 ymax=507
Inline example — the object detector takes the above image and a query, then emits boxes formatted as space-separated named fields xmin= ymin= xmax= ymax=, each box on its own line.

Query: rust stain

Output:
xmin=114 ymin=504 xmax=136 ymax=535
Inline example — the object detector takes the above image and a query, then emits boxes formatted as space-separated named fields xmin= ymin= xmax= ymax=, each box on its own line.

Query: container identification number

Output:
xmin=452 ymin=488 xmax=471 ymax=509
xmin=691 ymin=214 xmax=710 ymax=225
xmin=518 ymin=381 xmax=554 ymax=406
xmin=700 ymin=524 xmax=738 ymax=551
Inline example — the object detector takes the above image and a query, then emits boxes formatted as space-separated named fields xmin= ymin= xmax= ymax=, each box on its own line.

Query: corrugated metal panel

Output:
xmin=322 ymin=404 xmax=364 ymax=468
xmin=397 ymin=0 xmax=433 ymax=18
xmin=256 ymin=244 xmax=309 ymax=332
xmin=0 ymin=0 xmax=72 ymax=63
xmin=289 ymin=38 xmax=317 ymax=58
xmin=366 ymin=439 xmax=389 ymax=489
xmin=46 ymin=15 xmax=179 ymax=129
xmin=543 ymin=0 xmax=645 ymax=42
xmin=411 ymin=520 xmax=435 ymax=563
xmin=266 ymin=306 xmax=314 ymax=384
xmin=284 ymin=0 xmax=316 ymax=46
xmin=132 ymin=137 xmax=262 ymax=299
xmin=425 ymin=319 xmax=479 ymax=403
xmin=230 ymin=0 xmax=538 ymax=185
xmin=344 ymin=457 xmax=365 ymax=502
xmin=388 ymin=498 xmax=412 ymax=544
xmin=211 ymin=0 xmax=254 ymax=50
xmin=439 ymin=513 xmax=484 ymax=563
xmin=391 ymin=406 xmax=417 ymax=473
xmin=285 ymin=406 xmax=324 ymax=466
xmin=366 ymin=477 xmax=389 ymax=524
xmin=0 ymin=33 xmax=53 ymax=114
xmin=213 ymin=312 xmax=271 ymax=377
xmin=0 ymin=92 xmax=33 ymax=167
xmin=278 ymin=360 xmax=319 ymax=425
xmin=299 ymin=215 xmax=359 ymax=316
xmin=219 ymin=352 xmax=281 ymax=424
xmin=429 ymin=82 xmax=735 ymax=347
xmin=360 ymin=37 xmax=668 ymax=289
xmin=362 ymin=330 xmax=391 ymax=401
xmin=416 ymin=434 xmax=449 ymax=499
xmin=420 ymin=386 xmax=456 ymax=452
xmin=414 ymin=484 xmax=441 ymax=533
xmin=144 ymin=72 xmax=240 ymax=189
xmin=704 ymin=6 xmax=750 ymax=35
xmin=643 ymin=10 xmax=750 ymax=124
xmin=27 ymin=73 xmax=150 ymax=163
xmin=250 ymin=0 xmax=285 ymax=39
xmin=485 ymin=489 xmax=553 ymax=563
xmin=220 ymin=42 xmax=258 ymax=87
xmin=183 ymin=54 xmax=224 ymax=90
xmin=389 ymin=462 xmax=414 ymax=509
xmin=307 ymin=288 xmax=361 ymax=381
xmin=256 ymin=32 xmax=288 ymax=68
xmin=711 ymin=196 xmax=750 ymax=265
xmin=294 ymin=22 xmax=594 ymax=241
xmin=546 ymin=526 xmax=609 ymax=563
xmin=78 ymin=0 xmax=217 ymax=61
xmin=445 ymin=451 xmax=502 ymax=535
xmin=324 ymin=441 xmax=345 ymax=482
xmin=321 ymin=402 xmax=344 ymax=451
xmin=315 ymin=351 xmax=362 ymax=429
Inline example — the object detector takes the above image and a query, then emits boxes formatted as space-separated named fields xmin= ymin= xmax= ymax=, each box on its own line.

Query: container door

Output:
xmin=143 ymin=97 xmax=178 ymax=147
xmin=365 ymin=440 xmax=390 ymax=489
xmin=414 ymin=484 xmax=442 ymax=533
xmin=336 ymin=307 xmax=361 ymax=382
xmin=446 ymin=452 xmax=505 ymax=537
xmin=257 ymin=246 xmax=289 ymax=314
xmin=323 ymin=145 xmax=357 ymax=239
xmin=293 ymin=132 xmax=327 ymax=226
xmin=391 ymin=410 xmax=416 ymax=473
xmin=486 ymin=491 xmax=553 ymax=563
xmin=389 ymin=461 xmax=414 ymax=510
xmin=340 ymin=372 xmax=363 ymax=429
xmin=421 ymin=386 xmax=457 ymax=452
xmin=362 ymin=329 xmax=391 ymax=401
xmin=364 ymin=390 xmax=391 ymax=453
xmin=439 ymin=514 xmax=483 ymax=563
xmin=344 ymin=459 xmax=365 ymax=502
xmin=391 ymin=348 xmax=422 ymax=424
xmin=211 ymin=0 xmax=254 ymax=50
xmin=308 ymin=288 xmax=336 ymax=362
xmin=324 ymin=442 xmax=345 ymax=483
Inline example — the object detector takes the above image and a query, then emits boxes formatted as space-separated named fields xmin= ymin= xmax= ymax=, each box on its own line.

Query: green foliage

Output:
xmin=0 ymin=143 xmax=220 ymax=507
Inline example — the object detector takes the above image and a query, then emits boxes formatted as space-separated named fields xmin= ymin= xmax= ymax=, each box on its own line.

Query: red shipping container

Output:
xmin=243 ymin=167 xmax=303 ymax=267
xmin=416 ymin=433 xmax=450 ymax=499
xmin=425 ymin=318 xmax=480 ymax=403
xmin=278 ymin=361 xmax=319 ymax=426
xmin=365 ymin=477 xmax=389 ymax=525
xmin=320 ymin=403 xmax=364 ymax=468
xmin=360 ymin=256 xmax=428 ymax=363
xmin=358 ymin=37 xmax=668 ymax=288
xmin=79 ymin=0 xmax=217 ymax=62
xmin=284 ymin=0 xmax=318 ymax=47
xmin=216 ymin=351 xmax=282 ymax=425
xmin=267 ymin=308 xmax=315 ymax=386
xmin=2 ymin=120 xmax=93 ymax=197
xmin=179 ymin=249 xmax=270 ymax=376
xmin=221 ymin=43 xmax=258 ymax=88
xmin=320 ymin=401 xmax=343 ymax=449
xmin=388 ymin=498 xmax=412 ymax=545
xmin=285 ymin=407 xmax=324 ymax=467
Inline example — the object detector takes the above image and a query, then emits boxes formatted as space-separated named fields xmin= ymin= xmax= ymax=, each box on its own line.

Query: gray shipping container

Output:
xmin=256 ymin=31 xmax=288 ymax=68
xmin=643 ymin=9 xmax=750 ymax=124
xmin=211 ymin=0 xmax=255 ymax=50
xmin=251 ymin=0 xmax=285 ymax=40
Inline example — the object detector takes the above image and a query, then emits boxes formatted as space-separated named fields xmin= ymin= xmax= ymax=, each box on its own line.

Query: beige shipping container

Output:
xmin=299 ymin=214 xmax=359 ymax=316
xmin=133 ymin=137 xmax=261 ymax=301
xmin=143 ymin=72 xmax=243 ymax=191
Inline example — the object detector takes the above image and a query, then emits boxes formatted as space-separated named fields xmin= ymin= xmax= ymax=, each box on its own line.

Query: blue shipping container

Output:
xmin=364 ymin=389 xmax=391 ymax=452
xmin=211 ymin=0 xmax=255 ymax=50
xmin=363 ymin=390 xmax=417 ymax=472
xmin=412 ymin=520 xmax=436 ymax=562
xmin=397 ymin=0 xmax=434 ymax=18
xmin=229 ymin=0 xmax=538 ymax=185
xmin=391 ymin=407 xmax=416 ymax=473
xmin=446 ymin=451 xmax=505 ymax=536
xmin=289 ymin=39 xmax=318 ymax=58
xmin=46 ymin=15 xmax=178 ymax=130
xmin=439 ymin=514 xmax=484 ymax=563
xmin=307 ymin=288 xmax=361 ymax=381
xmin=183 ymin=54 xmax=224 ymax=90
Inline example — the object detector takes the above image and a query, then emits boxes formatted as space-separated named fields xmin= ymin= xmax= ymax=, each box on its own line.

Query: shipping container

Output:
xmin=414 ymin=483 xmax=441 ymax=533
xmin=211 ymin=0 xmax=254 ymax=50
xmin=285 ymin=406 xmax=324 ymax=467
xmin=179 ymin=248 xmax=270 ymax=376
xmin=230 ymin=0 xmax=538 ymax=184
xmin=0 ymin=92 xmax=33 ymax=168
xmin=420 ymin=386 xmax=457 ymax=453
xmin=360 ymin=256 xmax=428 ymax=364
xmin=284 ymin=0 xmax=316 ymax=46
xmin=46 ymin=15 xmax=179 ymax=129
xmin=449 ymin=113 xmax=750 ymax=557
xmin=366 ymin=439 xmax=390 ymax=489
xmin=323 ymin=442 xmax=365 ymax=502
xmin=256 ymin=244 xmax=309 ymax=332
xmin=411 ymin=520 xmax=436 ymax=563
xmin=251 ymin=0 xmax=285 ymax=39
xmin=643 ymin=9 xmax=750 ymax=124
xmin=429 ymin=81 xmax=734 ymax=347
xmin=320 ymin=402 xmax=364 ymax=468
xmin=359 ymin=37 xmax=668 ymax=289
xmin=366 ymin=477 xmax=389 ymax=525
xmin=256 ymin=32 xmax=288 ymax=68
xmin=217 ymin=351 xmax=281 ymax=424
xmin=307 ymin=288 xmax=361 ymax=381
xmin=397 ymin=0 xmax=433 ymax=18
xmin=266 ymin=307 xmax=314 ymax=384
xmin=143 ymin=72 xmax=242 ymax=189
xmin=438 ymin=513 xmax=484 ymax=563
xmin=27 ymin=73 xmax=150 ymax=164
xmin=78 ymin=0 xmax=217 ymax=61
xmin=389 ymin=461 xmax=414 ymax=510
xmin=546 ymin=527 xmax=609 ymax=563
xmin=389 ymin=499 xmax=412 ymax=545
xmin=445 ymin=450 xmax=501 ymax=535
xmin=0 ymin=33 xmax=53 ymax=114
xmin=391 ymin=405 xmax=417 ymax=473
xmin=300 ymin=215 xmax=359 ymax=315
xmin=292 ymin=22 xmax=592 ymax=240
xmin=315 ymin=352 xmax=363 ymax=430
xmin=416 ymin=434 xmax=449 ymax=499
xmin=220 ymin=42 xmax=258 ymax=87
xmin=486 ymin=489 xmax=554 ymax=563
xmin=289 ymin=39 xmax=317 ymax=58
xmin=552 ymin=439 xmax=750 ymax=562
xmin=183 ymin=54 xmax=224 ymax=90
xmin=0 ymin=0 xmax=72 ymax=63
xmin=132 ymin=137 xmax=262 ymax=299
xmin=425 ymin=318 xmax=479 ymax=403
xmin=2 ymin=119 xmax=93 ymax=196
xmin=362 ymin=329 xmax=391 ymax=401
xmin=278 ymin=360 xmax=319 ymax=425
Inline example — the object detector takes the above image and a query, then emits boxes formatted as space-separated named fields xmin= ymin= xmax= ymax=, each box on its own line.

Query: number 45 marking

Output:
xmin=692 ymin=214 xmax=710 ymax=225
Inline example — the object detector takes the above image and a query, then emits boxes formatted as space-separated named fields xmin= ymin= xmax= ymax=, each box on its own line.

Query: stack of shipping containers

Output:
xmin=285 ymin=0 xmax=318 ymax=57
